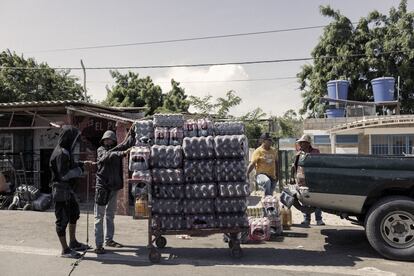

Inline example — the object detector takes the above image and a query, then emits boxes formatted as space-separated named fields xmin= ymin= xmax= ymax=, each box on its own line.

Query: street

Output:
xmin=0 ymin=209 xmax=412 ymax=276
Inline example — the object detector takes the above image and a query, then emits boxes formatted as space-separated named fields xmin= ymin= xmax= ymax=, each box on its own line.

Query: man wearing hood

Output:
xmin=49 ymin=125 xmax=94 ymax=258
xmin=94 ymin=130 xmax=133 ymax=254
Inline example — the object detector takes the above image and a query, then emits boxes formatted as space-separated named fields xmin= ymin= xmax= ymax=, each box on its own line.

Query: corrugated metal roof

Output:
xmin=0 ymin=100 xmax=146 ymax=112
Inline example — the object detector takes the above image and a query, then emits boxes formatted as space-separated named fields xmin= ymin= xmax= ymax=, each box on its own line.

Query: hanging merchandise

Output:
xmin=152 ymin=185 xmax=185 ymax=199
xmin=218 ymin=182 xmax=250 ymax=198
xmin=186 ymin=214 xmax=216 ymax=229
xmin=169 ymin=127 xmax=184 ymax=146
xmin=183 ymin=119 xmax=198 ymax=137
xmin=182 ymin=136 xmax=215 ymax=159
xmin=135 ymin=197 xmax=149 ymax=219
xmin=216 ymin=159 xmax=246 ymax=182
xmin=129 ymin=146 xmax=151 ymax=171
xmin=197 ymin=118 xmax=214 ymax=137
xmin=154 ymin=114 xmax=185 ymax=128
xmin=248 ymin=217 xmax=271 ymax=241
xmin=185 ymin=183 xmax=217 ymax=199
xmin=214 ymin=135 xmax=248 ymax=159
xmin=134 ymin=120 xmax=154 ymax=145
xmin=183 ymin=159 xmax=215 ymax=183
xmin=150 ymin=145 xmax=183 ymax=169
xmin=214 ymin=122 xmax=245 ymax=136
xmin=154 ymin=127 xmax=170 ymax=145
xmin=151 ymin=168 xmax=183 ymax=185
xmin=183 ymin=199 xmax=215 ymax=214
xmin=215 ymin=198 xmax=248 ymax=213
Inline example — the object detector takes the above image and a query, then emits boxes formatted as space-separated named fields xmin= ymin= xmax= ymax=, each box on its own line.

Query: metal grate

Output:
xmin=371 ymin=135 xmax=414 ymax=155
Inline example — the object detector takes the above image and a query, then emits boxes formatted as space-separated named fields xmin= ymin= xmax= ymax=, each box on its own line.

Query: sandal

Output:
xmin=105 ymin=240 xmax=123 ymax=248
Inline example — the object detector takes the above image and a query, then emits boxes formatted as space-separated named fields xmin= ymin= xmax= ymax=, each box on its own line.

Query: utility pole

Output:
xmin=80 ymin=59 xmax=87 ymax=101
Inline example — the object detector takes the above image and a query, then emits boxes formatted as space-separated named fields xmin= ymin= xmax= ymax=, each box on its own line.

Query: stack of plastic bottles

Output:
xmin=151 ymin=114 xmax=185 ymax=229
xmin=214 ymin=122 xmax=249 ymax=228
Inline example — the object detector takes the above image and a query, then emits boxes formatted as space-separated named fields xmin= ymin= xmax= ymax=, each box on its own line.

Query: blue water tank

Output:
xmin=327 ymin=80 xmax=349 ymax=100
xmin=326 ymin=108 xmax=345 ymax=118
xmin=371 ymin=77 xmax=395 ymax=102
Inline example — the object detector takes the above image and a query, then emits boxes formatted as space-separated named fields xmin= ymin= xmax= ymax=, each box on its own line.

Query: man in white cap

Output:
xmin=296 ymin=134 xmax=325 ymax=226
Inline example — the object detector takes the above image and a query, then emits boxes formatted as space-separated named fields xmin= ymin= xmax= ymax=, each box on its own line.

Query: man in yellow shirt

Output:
xmin=247 ymin=133 xmax=278 ymax=195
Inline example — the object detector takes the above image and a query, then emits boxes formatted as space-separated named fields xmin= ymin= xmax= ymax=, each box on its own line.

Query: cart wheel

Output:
xmin=149 ymin=249 xmax=161 ymax=263
xmin=155 ymin=236 xmax=167 ymax=249
xmin=231 ymin=247 xmax=243 ymax=259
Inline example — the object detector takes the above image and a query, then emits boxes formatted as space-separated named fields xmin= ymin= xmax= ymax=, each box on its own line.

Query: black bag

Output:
xmin=52 ymin=183 xmax=71 ymax=202
xmin=95 ymin=186 xmax=110 ymax=206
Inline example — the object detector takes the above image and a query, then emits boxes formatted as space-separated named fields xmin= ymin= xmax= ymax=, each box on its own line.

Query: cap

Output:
xmin=297 ymin=134 xmax=312 ymax=144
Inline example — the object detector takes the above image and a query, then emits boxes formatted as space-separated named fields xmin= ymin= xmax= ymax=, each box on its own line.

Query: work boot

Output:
xmin=316 ymin=220 xmax=326 ymax=226
xmin=61 ymin=248 xmax=81 ymax=259
xmin=69 ymin=240 xmax=90 ymax=251
xmin=301 ymin=220 xmax=310 ymax=226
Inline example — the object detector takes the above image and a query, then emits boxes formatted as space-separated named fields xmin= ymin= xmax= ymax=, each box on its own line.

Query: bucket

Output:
xmin=371 ymin=77 xmax=395 ymax=102
xmin=326 ymin=108 xmax=345 ymax=118
xmin=327 ymin=80 xmax=349 ymax=100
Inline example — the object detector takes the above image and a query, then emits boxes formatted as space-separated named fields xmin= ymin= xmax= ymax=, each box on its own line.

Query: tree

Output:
xmin=277 ymin=109 xmax=303 ymax=138
xmin=159 ymin=79 xmax=190 ymax=113
xmin=0 ymin=50 xmax=84 ymax=102
xmin=240 ymin=108 xmax=268 ymax=147
xmin=188 ymin=90 xmax=242 ymax=118
xmin=298 ymin=0 xmax=414 ymax=116
xmin=104 ymin=70 xmax=163 ymax=115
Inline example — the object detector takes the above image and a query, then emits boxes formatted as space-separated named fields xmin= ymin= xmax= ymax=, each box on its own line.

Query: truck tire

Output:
xmin=365 ymin=196 xmax=414 ymax=261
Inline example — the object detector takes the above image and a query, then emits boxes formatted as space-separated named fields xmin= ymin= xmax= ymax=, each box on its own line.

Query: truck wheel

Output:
xmin=365 ymin=196 xmax=414 ymax=261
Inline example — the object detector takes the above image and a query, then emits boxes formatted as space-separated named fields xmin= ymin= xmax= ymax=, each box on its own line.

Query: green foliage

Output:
xmin=160 ymin=79 xmax=189 ymax=113
xmin=240 ymin=108 xmax=268 ymax=147
xmin=0 ymin=50 xmax=84 ymax=102
xmin=104 ymin=70 xmax=163 ymax=115
xmin=298 ymin=0 xmax=414 ymax=116
xmin=188 ymin=90 xmax=242 ymax=118
xmin=277 ymin=109 xmax=303 ymax=138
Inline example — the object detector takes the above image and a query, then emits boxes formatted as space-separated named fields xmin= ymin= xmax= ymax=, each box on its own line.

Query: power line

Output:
xmin=86 ymin=76 xmax=298 ymax=84
xmin=0 ymin=50 xmax=406 ymax=71
xmin=27 ymin=23 xmax=358 ymax=53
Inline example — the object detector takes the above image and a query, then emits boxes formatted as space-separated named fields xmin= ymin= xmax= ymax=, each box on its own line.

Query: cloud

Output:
xmin=153 ymin=65 xmax=302 ymax=117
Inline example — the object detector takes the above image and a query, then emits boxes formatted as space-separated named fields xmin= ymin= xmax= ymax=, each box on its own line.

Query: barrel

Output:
xmin=326 ymin=108 xmax=345 ymax=118
xmin=371 ymin=77 xmax=395 ymax=102
xmin=327 ymin=80 xmax=349 ymax=100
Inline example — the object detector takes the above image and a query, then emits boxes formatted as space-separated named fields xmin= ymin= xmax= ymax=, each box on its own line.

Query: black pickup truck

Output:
xmin=291 ymin=153 xmax=414 ymax=261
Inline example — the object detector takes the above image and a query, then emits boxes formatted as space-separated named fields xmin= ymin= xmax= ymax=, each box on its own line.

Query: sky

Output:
xmin=0 ymin=0 xmax=410 ymax=116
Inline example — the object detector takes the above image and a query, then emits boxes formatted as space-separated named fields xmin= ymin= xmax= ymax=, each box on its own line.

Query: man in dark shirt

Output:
xmin=49 ymin=126 xmax=94 ymax=258
xmin=94 ymin=130 xmax=133 ymax=254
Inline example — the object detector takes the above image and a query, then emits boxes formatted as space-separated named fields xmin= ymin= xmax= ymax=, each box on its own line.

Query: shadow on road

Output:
xmin=83 ymin=227 xmax=379 ymax=267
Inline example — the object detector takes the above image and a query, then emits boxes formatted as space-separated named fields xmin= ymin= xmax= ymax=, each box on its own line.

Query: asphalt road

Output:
xmin=0 ymin=210 xmax=412 ymax=276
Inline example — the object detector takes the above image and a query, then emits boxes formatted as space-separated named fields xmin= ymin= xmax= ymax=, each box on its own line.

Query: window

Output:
xmin=371 ymin=135 xmax=414 ymax=155
xmin=336 ymin=135 xmax=359 ymax=144
xmin=313 ymin=135 xmax=330 ymax=145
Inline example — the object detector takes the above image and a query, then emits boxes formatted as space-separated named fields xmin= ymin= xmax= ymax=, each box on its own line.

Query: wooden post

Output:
xmin=116 ymin=122 xmax=130 ymax=216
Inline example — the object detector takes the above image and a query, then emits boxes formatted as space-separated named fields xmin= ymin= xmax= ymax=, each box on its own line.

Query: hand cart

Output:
xmin=143 ymin=180 xmax=247 ymax=263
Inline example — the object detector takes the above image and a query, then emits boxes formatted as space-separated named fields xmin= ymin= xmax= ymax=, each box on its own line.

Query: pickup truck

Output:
xmin=290 ymin=153 xmax=414 ymax=261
